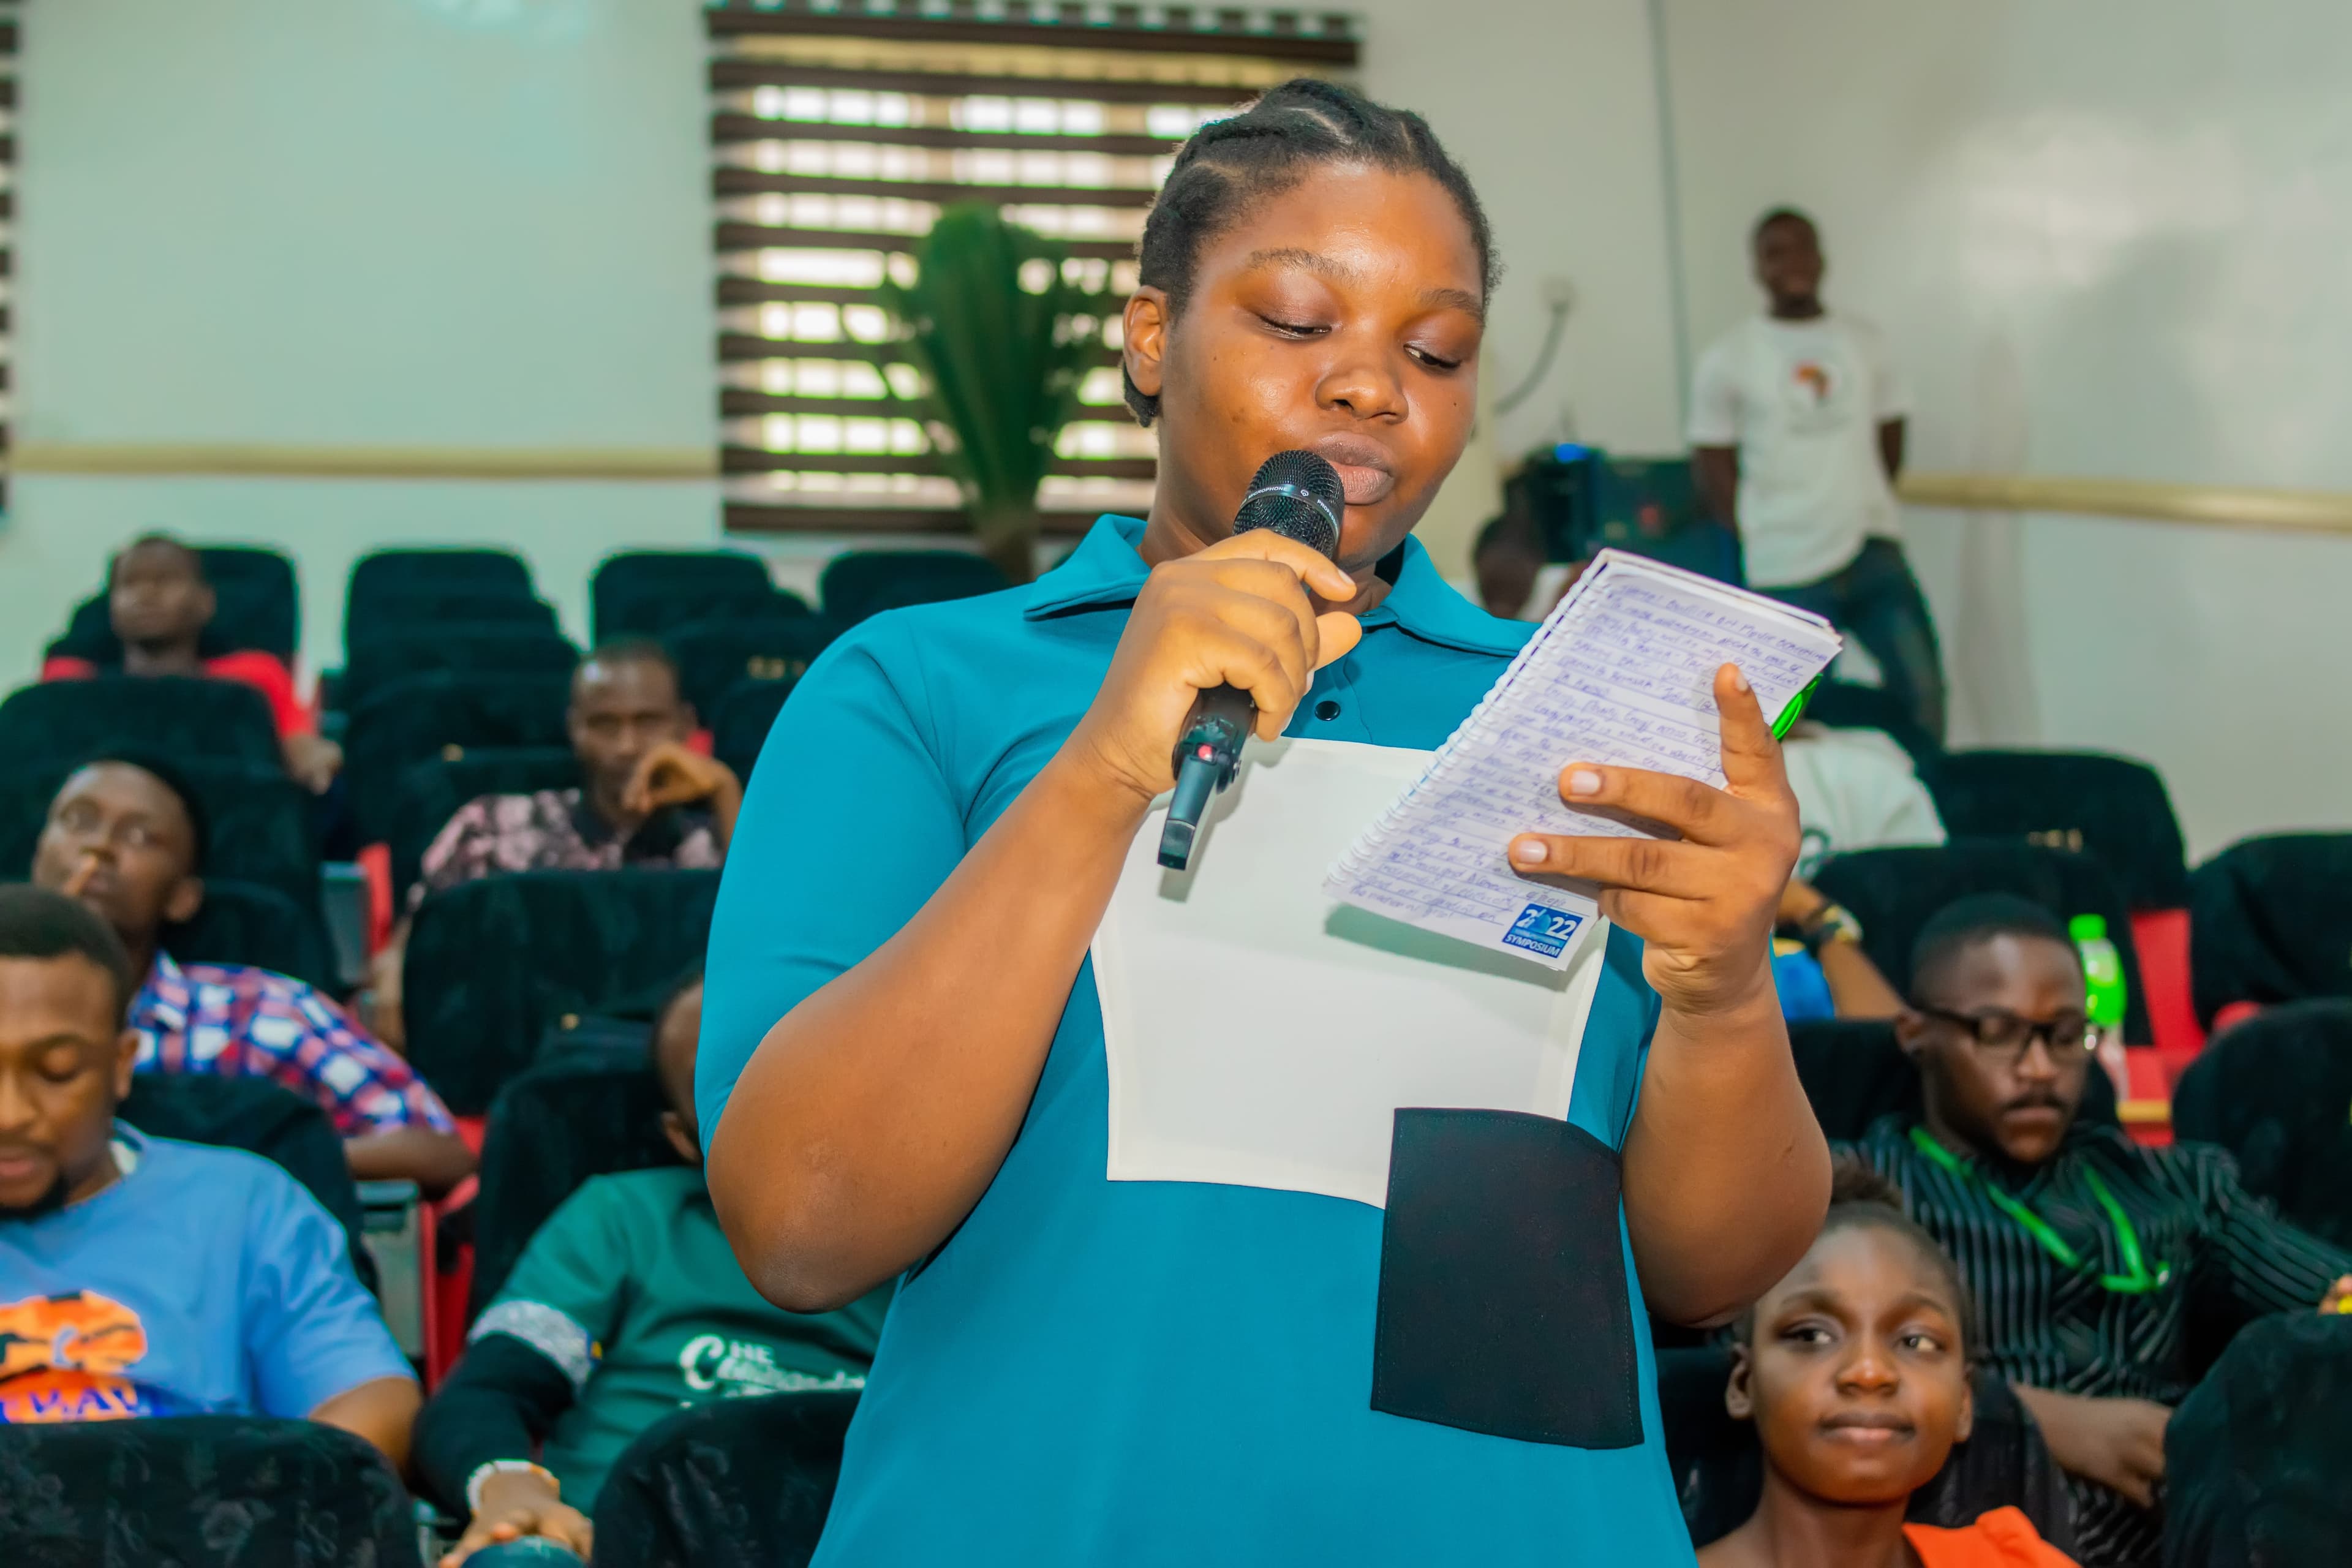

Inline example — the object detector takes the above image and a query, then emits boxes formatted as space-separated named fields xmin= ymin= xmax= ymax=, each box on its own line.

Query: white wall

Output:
xmin=3 ymin=0 xmax=722 ymax=676
xmin=1355 ymin=0 xmax=1689 ymax=578
xmin=1659 ymin=0 xmax=2352 ymax=856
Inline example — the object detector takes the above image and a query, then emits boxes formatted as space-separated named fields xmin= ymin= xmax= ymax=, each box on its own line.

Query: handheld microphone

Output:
xmin=1156 ymin=450 xmax=1346 ymax=870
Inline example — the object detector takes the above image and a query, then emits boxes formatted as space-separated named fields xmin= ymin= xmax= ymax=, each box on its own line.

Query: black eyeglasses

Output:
xmin=1915 ymin=1005 xmax=2108 ymax=1066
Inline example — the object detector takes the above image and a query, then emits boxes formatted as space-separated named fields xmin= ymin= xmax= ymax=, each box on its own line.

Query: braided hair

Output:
xmin=1124 ymin=77 xmax=1499 ymax=426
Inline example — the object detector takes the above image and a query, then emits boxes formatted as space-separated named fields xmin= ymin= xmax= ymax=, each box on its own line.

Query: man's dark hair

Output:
xmin=1124 ymin=77 xmax=1499 ymax=426
xmin=1751 ymin=205 xmax=1818 ymax=248
xmin=1474 ymin=512 xmax=1544 ymax=560
xmin=73 ymin=752 xmax=211 ymax=876
xmin=1909 ymin=893 xmax=2073 ymax=1005
xmin=1735 ymin=1155 xmax=1978 ymax=1358
xmin=0 ymin=883 xmax=138 ymax=1024
xmin=105 ymin=532 xmax=208 ymax=589
xmin=579 ymin=636 xmax=681 ymax=686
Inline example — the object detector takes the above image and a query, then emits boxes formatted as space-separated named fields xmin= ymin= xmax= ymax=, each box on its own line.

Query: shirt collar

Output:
xmin=1023 ymin=513 xmax=1526 ymax=658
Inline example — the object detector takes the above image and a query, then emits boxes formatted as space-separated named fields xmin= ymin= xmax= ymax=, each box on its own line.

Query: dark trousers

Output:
xmin=1766 ymin=537 xmax=1948 ymax=742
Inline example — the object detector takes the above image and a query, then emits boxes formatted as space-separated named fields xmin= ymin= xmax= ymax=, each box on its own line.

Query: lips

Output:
xmin=1308 ymin=434 xmax=1396 ymax=507
xmin=1820 ymin=1412 xmax=1915 ymax=1443
xmin=0 ymin=1149 xmax=47 ymax=1182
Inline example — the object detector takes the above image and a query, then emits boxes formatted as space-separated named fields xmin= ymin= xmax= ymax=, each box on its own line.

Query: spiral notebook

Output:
xmin=1324 ymin=549 xmax=1844 ymax=971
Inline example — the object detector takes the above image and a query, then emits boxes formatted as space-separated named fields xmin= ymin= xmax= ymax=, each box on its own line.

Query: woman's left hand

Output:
xmin=1508 ymin=663 xmax=1800 ymax=1018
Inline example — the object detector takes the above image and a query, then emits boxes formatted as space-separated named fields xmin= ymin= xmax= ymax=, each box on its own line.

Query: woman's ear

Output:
xmin=164 ymin=875 xmax=205 ymax=927
xmin=1724 ymin=1343 xmax=1756 ymax=1422
xmin=1122 ymin=287 xmax=1170 ymax=403
xmin=660 ymin=1109 xmax=704 ymax=1169
xmin=1952 ymin=1365 xmax=1975 ymax=1446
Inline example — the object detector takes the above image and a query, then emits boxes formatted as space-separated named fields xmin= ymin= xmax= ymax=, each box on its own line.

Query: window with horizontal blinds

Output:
xmin=706 ymin=2 xmax=1361 ymax=538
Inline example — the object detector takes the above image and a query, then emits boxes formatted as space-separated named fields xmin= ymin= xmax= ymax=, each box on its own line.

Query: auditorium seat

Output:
xmin=2171 ymin=1000 xmax=2352 ymax=1251
xmin=1924 ymin=750 xmax=2188 ymax=910
xmin=0 ymin=755 xmax=322 ymax=913
xmin=592 ymin=548 xmax=791 ymax=641
xmin=401 ymin=868 xmax=720 ymax=1115
xmin=341 ymin=671 xmax=572 ymax=848
xmin=346 ymin=546 xmax=533 ymax=617
xmin=0 ymin=1417 xmax=423 ymax=1568
xmin=341 ymin=590 xmax=560 ymax=663
xmin=165 ymin=878 xmax=342 ymax=995
xmin=468 ymin=1052 xmax=680 ymax=1321
xmin=388 ymin=745 xmax=581 ymax=907
xmin=44 ymin=543 xmax=301 ymax=667
xmin=2188 ymin=832 xmax=2352 ymax=1030
xmin=710 ymin=677 xmax=797 ymax=783
xmin=1811 ymin=839 xmax=2153 ymax=1045
xmin=0 ymin=674 xmax=284 ymax=772
xmin=592 ymin=1389 xmax=859 ymax=1568
xmin=819 ymin=548 xmax=1008 ymax=625
xmin=1800 ymin=679 xmax=1942 ymax=774
xmin=667 ymin=614 xmax=834 ymax=718
xmin=341 ymin=625 xmax=579 ymax=715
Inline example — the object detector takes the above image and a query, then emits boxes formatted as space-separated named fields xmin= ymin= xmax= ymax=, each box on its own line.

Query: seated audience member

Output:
xmin=0 ymin=885 xmax=418 ymax=1458
xmin=42 ymin=533 xmax=339 ymax=791
xmin=1702 ymin=1158 xmax=2076 ymax=1567
xmin=31 ymin=756 xmax=472 ymax=1194
xmin=1849 ymin=895 xmax=2352 ymax=1567
xmin=1771 ymin=875 xmax=1903 ymax=1023
xmin=411 ymin=638 xmax=740 ymax=907
xmin=1781 ymin=719 xmax=1943 ymax=880
xmin=415 ymin=970 xmax=886 ymax=1566
xmin=1470 ymin=511 xmax=1585 ymax=622
xmin=372 ymin=639 xmax=744 ymax=1050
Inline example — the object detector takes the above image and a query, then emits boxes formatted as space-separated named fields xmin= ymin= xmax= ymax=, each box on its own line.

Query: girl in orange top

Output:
xmin=1699 ymin=1164 xmax=2077 ymax=1568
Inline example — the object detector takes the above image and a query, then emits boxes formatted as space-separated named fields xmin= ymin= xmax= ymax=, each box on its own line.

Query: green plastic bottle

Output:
xmin=2070 ymin=914 xmax=2128 ymax=1035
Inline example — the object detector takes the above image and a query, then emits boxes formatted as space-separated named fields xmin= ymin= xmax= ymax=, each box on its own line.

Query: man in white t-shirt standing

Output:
xmin=1689 ymin=207 xmax=1946 ymax=739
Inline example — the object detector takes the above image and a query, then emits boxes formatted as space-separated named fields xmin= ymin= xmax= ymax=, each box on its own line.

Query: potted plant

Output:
xmin=878 ymin=204 xmax=1117 ymax=582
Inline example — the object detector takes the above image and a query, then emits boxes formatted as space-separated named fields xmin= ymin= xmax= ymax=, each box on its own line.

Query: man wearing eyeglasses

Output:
xmin=1845 ymin=894 xmax=2352 ymax=1568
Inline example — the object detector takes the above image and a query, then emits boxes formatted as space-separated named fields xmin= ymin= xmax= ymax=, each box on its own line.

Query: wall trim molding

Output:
xmin=1899 ymin=470 xmax=2352 ymax=537
xmin=4 ymin=442 xmax=720 ymax=482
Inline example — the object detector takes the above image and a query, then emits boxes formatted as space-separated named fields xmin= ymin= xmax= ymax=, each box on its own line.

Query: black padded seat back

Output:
xmin=2188 ymin=832 xmax=2352 ymax=1028
xmin=1812 ymin=839 xmax=2151 ymax=1044
xmin=2171 ymin=999 xmax=2352 ymax=1250
xmin=1927 ymin=748 xmax=2189 ymax=910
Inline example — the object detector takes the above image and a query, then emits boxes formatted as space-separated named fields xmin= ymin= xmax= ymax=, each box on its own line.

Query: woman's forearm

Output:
xmin=1622 ymin=965 xmax=1830 ymax=1325
xmin=708 ymin=749 xmax=1149 ymax=1311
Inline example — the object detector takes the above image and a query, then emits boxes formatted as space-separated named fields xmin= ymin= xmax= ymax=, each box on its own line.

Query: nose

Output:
xmin=0 ymin=1069 xmax=36 ymax=1137
xmin=1314 ymin=338 xmax=1408 ymax=423
xmin=2014 ymin=1032 xmax=2063 ymax=1084
xmin=1834 ymin=1337 xmax=1900 ymax=1394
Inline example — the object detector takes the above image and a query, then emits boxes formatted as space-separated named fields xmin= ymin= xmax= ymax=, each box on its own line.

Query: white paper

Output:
xmin=1093 ymin=738 xmax=1605 ymax=1211
xmin=1324 ymin=550 xmax=1842 ymax=970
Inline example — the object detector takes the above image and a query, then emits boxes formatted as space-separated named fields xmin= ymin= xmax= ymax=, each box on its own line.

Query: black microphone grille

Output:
xmin=1233 ymin=450 xmax=1344 ymax=559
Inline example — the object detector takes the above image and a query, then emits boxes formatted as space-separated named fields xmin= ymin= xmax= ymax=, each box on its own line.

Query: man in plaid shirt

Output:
xmin=32 ymin=758 xmax=472 ymax=1195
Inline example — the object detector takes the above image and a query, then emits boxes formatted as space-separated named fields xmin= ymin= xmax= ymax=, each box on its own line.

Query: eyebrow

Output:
xmin=1240 ymin=246 xmax=1487 ymax=323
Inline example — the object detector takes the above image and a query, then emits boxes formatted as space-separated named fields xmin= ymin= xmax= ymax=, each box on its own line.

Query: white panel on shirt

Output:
xmin=318 ymin=1054 xmax=368 ymax=1096
xmin=247 ymin=1013 xmax=300 ymax=1050
xmin=1688 ymin=312 xmax=1907 ymax=589
xmin=188 ymin=1023 xmax=233 ymax=1063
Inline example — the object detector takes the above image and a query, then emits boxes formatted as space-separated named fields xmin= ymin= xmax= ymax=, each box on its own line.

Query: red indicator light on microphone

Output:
xmin=1196 ymin=744 xmax=1215 ymax=761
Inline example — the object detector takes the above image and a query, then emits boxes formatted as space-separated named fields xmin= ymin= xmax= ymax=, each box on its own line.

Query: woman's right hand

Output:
xmin=440 ymin=1470 xmax=593 ymax=1566
xmin=1063 ymin=531 xmax=1363 ymax=805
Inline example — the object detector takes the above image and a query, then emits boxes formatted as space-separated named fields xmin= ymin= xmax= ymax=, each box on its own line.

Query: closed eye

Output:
xmin=1779 ymin=1323 xmax=1836 ymax=1348
xmin=1257 ymin=314 xmax=1327 ymax=339
xmin=1409 ymin=345 xmax=1465 ymax=372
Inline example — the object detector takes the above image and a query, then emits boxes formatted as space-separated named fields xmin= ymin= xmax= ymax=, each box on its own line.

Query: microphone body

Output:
xmin=1156 ymin=451 xmax=1346 ymax=870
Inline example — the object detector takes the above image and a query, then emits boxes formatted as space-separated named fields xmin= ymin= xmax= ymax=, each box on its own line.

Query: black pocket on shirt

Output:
xmin=1370 ymin=1107 xmax=1643 ymax=1449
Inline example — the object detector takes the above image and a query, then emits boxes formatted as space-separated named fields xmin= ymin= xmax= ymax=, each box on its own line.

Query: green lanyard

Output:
xmin=1909 ymin=1127 xmax=2172 ymax=1294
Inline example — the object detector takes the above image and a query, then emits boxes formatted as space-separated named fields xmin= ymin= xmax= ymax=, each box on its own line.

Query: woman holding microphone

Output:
xmin=699 ymin=80 xmax=1830 ymax=1565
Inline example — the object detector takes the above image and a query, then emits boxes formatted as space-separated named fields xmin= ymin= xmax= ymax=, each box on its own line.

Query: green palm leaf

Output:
xmin=876 ymin=205 xmax=1119 ymax=581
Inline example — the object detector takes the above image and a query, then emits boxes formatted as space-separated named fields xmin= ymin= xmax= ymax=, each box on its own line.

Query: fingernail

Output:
xmin=1728 ymin=666 xmax=1751 ymax=693
xmin=1510 ymin=837 xmax=1547 ymax=867
xmin=1566 ymin=768 xmax=1602 ymax=796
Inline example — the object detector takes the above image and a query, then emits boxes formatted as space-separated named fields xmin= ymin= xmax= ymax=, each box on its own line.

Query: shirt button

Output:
xmin=1314 ymin=699 xmax=1343 ymax=722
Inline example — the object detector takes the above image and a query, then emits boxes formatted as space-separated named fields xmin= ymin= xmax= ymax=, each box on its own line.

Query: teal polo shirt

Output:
xmin=698 ymin=515 xmax=1693 ymax=1566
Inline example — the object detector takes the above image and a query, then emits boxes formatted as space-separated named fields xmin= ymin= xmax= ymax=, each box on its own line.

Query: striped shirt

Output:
xmin=132 ymin=951 xmax=456 ymax=1137
xmin=1849 ymin=1116 xmax=2351 ymax=1567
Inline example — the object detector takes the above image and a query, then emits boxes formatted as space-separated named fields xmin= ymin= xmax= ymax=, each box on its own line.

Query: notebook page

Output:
xmin=1324 ymin=551 xmax=1842 ymax=969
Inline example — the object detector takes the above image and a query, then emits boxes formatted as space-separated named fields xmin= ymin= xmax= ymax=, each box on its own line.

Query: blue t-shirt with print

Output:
xmin=698 ymin=516 xmax=1695 ymax=1567
xmin=0 ymin=1126 xmax=412 ymax=1423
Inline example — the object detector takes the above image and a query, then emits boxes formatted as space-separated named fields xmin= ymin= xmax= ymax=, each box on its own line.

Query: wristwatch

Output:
xmin=1797 ymin=900 xmax=1864 ymax=954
